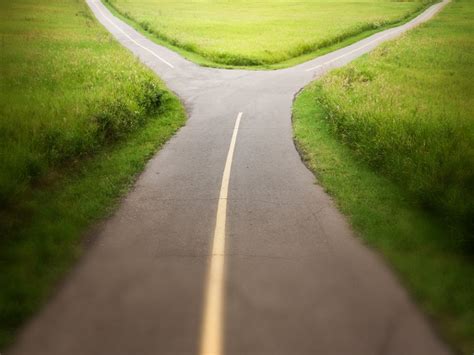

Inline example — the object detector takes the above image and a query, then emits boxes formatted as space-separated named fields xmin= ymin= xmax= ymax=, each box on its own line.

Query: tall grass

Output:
xmin=0 ymin=0 xmax=185 ymax=348
xmin=292 ymin=2 xmax=474 ymax=351
xmin=312 ymin=0 xmax=473 ymax=242
xmin=293 ymin=85 xmax=474 ymax=355
xmin=104 ymin=0 xmax=434 ymax=67
xmin=0 ymin=0 xmax=167 ymax=210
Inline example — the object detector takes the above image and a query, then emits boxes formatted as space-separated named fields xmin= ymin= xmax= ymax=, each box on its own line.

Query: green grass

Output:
xmin=312 ymin=0 xmax=473 ymax=242
xmin=0 ymin=0 xmax=185 ymax=349
xmin=104 ymin=0 xmax=435 ymax=68
xmin=293 ymin=0 xmax=473 ymax=353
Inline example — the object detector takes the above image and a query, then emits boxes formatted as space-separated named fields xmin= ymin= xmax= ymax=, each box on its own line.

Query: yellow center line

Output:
xmin=89 ymin=0 xmax=174 ymax=68
xmin=199 ymin=112 xmax=242 ymax=355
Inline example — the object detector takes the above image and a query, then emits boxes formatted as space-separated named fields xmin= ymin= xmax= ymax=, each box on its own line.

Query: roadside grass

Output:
xmin=0 ymin=0 xmax=185 ymax=349
xmin=312 ymin=0 xmax=473 ymax=243
xmin=103 ymin=0 xmax=435 ymax=68
xmin=293 ymin=0 xmax=473 ymax=352
xmin=293 ymin=88 xmax=473 ymax=355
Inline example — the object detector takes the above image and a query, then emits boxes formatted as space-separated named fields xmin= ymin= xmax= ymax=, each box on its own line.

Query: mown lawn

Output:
xmin=104 ymin=0 xmax=434 ymax=67
xmin=293 ymin=0 xmax=473 ymax=353
xmin=0 ymin=0 xmax=185 ymax=349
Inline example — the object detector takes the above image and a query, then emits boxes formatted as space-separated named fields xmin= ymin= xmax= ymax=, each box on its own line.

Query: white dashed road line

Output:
xmin=90 ymin=1 xmax=174 ymax=68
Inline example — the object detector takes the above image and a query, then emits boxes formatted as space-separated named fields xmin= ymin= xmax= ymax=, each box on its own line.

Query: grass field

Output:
xmin=104 ymin=0 xmax=434 ymax=67
xmin=0 ymin=0 xmax=185 ymax=349
xmin=293 ymin=0 xmax=473 ymax=352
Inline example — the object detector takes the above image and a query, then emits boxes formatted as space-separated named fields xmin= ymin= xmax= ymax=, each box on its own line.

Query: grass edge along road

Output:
xmin=0 ymin=0 xmax=186 ymax=349
xmin=102 ymin=0 xmax=437 ymax=69
xmin=293 ymin=1 xmax=473 ymax=353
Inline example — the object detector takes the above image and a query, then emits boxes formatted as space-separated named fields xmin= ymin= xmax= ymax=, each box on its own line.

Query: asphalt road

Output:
xmin=9 ymin=1 xmax=452 ymax=354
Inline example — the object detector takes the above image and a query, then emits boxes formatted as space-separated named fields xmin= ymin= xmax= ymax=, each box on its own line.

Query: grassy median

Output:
xmin=104 ymin=0 xmax=434 ymax=68
xmin=0 ymin=0 xmax=185 ymax=349
xmin=293 ymin=0 xmax=473 ymax=352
